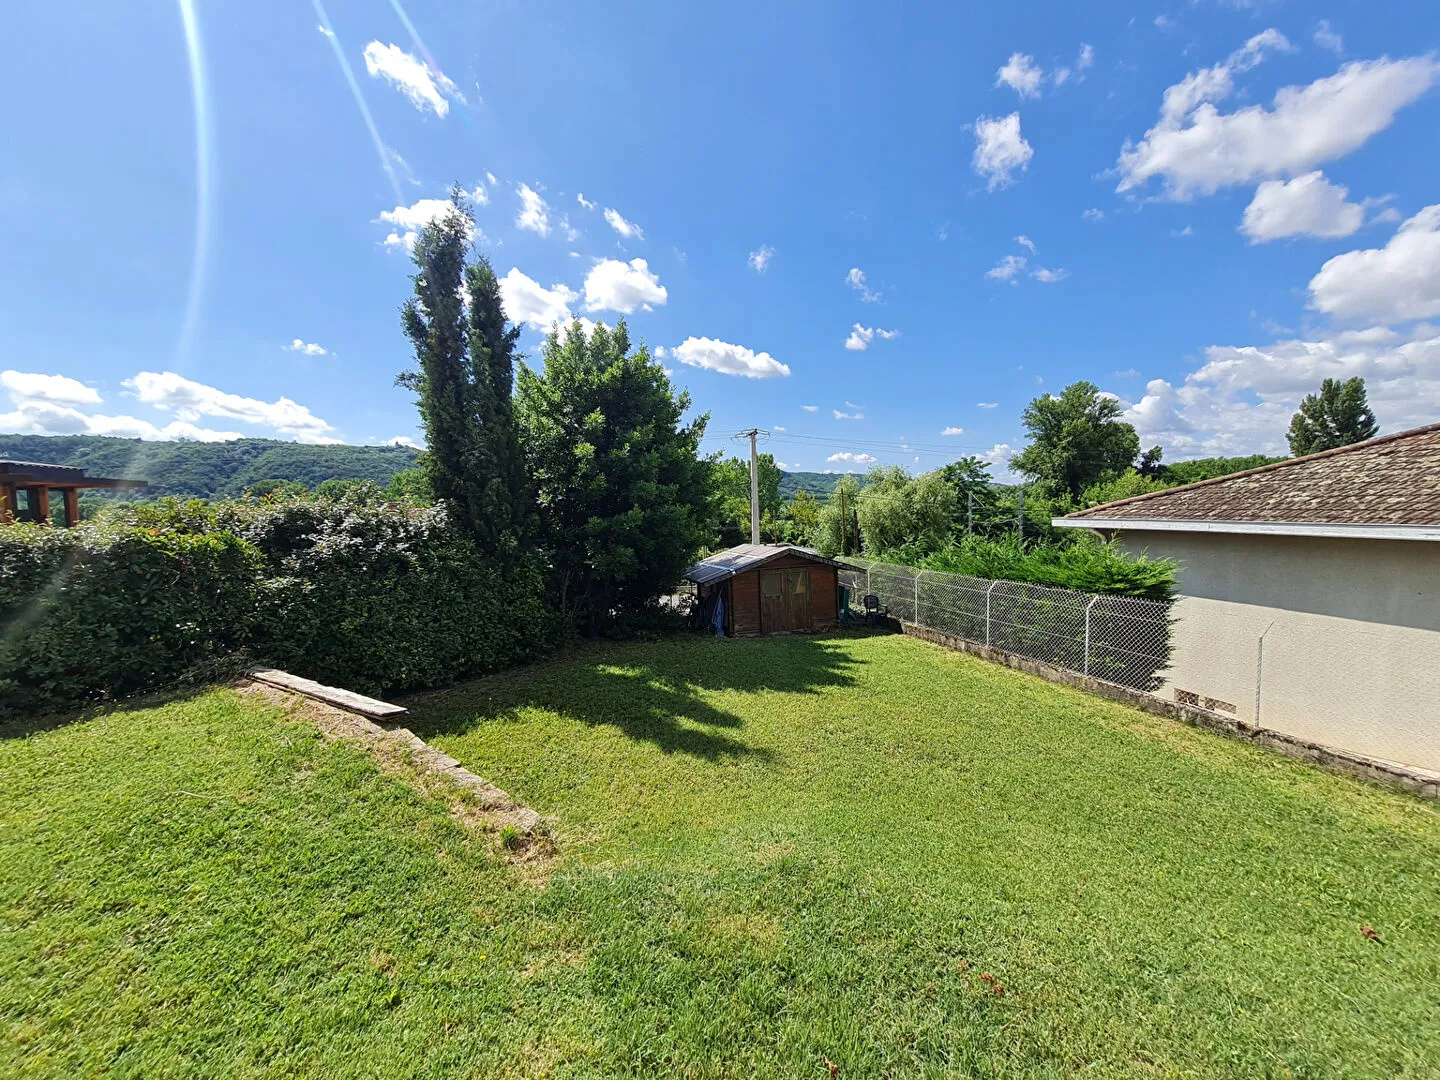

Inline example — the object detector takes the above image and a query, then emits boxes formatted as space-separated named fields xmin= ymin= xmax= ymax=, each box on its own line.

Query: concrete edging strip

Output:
xmin=899 ymin=622 xmax=1440 ymax=800
xmin=245 ymin=669 xmax=543 ymax=831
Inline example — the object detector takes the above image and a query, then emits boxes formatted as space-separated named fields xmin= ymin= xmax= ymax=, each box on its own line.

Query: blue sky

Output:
xmin=2 ymin=1 xmax=1438 ymax=477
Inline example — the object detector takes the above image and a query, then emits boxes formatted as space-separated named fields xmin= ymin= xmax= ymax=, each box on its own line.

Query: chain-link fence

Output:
xmin=839 ymin=559 xmax=1173 ymax=693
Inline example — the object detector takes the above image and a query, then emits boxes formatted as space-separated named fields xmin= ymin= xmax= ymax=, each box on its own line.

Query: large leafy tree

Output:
xmin=812 ymin=475 xmax=861 ymax=556
xmin=1012 ymin=381 xmax=1140 ymax=499
xmin=712 ymin=452 xmax=782 ymax=544
xmin=398 ymin=194 xmax=531 ymax=554
xmin=516 ymin=320 xmax=710 ymax=631
xmin=854 ymin=466 xmax=957 ymax=554
xmin=936 ymin=456 xmax=1000 ymax=537
xmin=1286 ymin=377 xmax=1379 ymax=457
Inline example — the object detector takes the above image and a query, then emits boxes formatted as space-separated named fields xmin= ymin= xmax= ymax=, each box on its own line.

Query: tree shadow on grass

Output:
xmin=404 ymin=634 xmax=866 ymax=763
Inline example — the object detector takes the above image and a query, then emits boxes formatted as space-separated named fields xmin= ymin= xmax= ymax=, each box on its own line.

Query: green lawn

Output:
xmin=4 ymin=634 xmax=1438 ymax=1078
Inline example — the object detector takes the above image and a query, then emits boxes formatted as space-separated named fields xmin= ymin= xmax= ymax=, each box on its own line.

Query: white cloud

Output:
xmin=1123 ymin=325 xmax=1440 ymax=455
xmin=1 ymin=370 xmax=101 ymax=406
xmin=673 ymin=336 xmax=789 ymax=378
xmin=652 ymin=345 xmax=667 ymax=359
xmin=773 ymin=425 xmax=786 ymax=432
xmin=1015 ymin=234 xmax=1037 ymax=252
xmin=972 ymin=113 xmax=1033 ymax=191
xmin=748 ymin=245 xmax=775 ymax=273
xmin=1117 ymin=51 xmax=1440 ymax=199
xmin=1314 ymin=21 xmax=1344 ymax=55
xmin=1240 ymin=171 xmax=1366 ymax=242
xmin=981 ymin=443 xmax=1017 ymax=478
xmin=1032 ymin=267 xmax=1070 ymax=282
xmin=827 ymin=451 xmax=877 ymax=465
xmin=0 ymin=369 xmax=334 ymax=442
xmin=583 ymin=258 xmax=667 ymax=313
xmin=801 ymin=405 xmax=819 ymax=412
xmin=576 ymin=192 xmax=595 ymax=210
xmin=1308 ymin=205 xmax=1440 ymax=322
xmin=996 ymin=53 xmax=1044 ymax=99
xmin=1171 ymin=225 xmax=1194 ymax=237
xmin=515 ymin=183 xmax=551 ymax=237
xmin=0 ymin=398 xmax=245 ymax=442
xmin=124 ymin=371 xmax=336 ymax=442
xmin=499 ymin=268 xmax=578 ymax=330
xmin=377 ymin=192 xmax=482 ymax=251
xmin=1082 ymin=208 xmax=1105 ymax=222
xmin=844 ymin=323 xmax=900 ymax=351
xmin=603 ymin=207 xmax=644 ymax=240
xmin=940 ymin=426 xmax=965 ymax=436
xmin=1078 ymin=43 xmax=1095 ymax=70
xmin=833 ymin=410 xmax=865 ymax=421
xmin=284 ymin=339 xmax=328 ymax=356
xmin=986 ymin=254 xmax=1027 ymax=283
xmin=845 ymin=267 xmax=880 ymax=302
xmin=363 ymin=42 xmax=463 ymax=116
xmin=386 ymin=435 xmax=421 ymax=448
xmin=977 ymin=402 xmax=999 ymax=408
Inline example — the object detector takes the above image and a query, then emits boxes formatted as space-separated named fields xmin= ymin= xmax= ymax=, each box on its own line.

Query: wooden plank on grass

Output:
xmin=247 ymin=669 xmax=408 ymax=721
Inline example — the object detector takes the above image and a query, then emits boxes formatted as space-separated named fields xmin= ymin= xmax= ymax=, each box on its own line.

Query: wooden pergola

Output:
xmin=0 ymin=460 xmax=148 ymax=527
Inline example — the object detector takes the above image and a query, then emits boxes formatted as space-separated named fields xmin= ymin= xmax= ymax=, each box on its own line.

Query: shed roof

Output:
xmin=1054 ymin=423 xmax=1440 ymax=541
xmin=683 ymin=543 xmax=843 ymax=585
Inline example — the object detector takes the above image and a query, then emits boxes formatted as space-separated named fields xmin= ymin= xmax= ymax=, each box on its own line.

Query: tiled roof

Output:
xmin=1063 ymin=423 xmax=1440 ymax=526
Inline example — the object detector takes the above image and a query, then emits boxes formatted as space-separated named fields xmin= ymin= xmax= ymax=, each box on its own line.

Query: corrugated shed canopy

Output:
xmin=683 ymin=544 xmax=842 ymax=585
xmin=1061 ymin=424 xmax=1440 ymax=527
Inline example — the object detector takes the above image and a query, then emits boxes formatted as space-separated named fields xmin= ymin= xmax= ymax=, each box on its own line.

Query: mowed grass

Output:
xmin=3 ymin=635 xmax=1438 ymax=1078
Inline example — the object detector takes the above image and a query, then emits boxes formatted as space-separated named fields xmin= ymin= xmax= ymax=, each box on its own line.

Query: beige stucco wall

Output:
xmin=1114 ymin=530 xmax=1440 ymax=773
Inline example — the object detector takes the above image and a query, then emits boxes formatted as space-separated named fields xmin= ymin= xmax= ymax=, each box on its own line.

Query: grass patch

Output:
xmin=4 ymin=635 xmax=1439 ymax=1077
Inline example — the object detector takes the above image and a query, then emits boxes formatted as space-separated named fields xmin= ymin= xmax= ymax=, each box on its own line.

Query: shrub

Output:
xmin=241 ymin=496 xmax=557 ymax=694
xmin=0 ymin=492 xmax=558 ymax=714
xmin=0 ymin=524 xmax=261 ymax=712
xmin=885 ymin=534 xmax=1177 ymax=600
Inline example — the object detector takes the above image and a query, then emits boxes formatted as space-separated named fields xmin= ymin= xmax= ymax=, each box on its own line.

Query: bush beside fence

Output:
xmin=0 ymin=495 xmax=558 ymax=714
xmin=841 ymin=558 xmax=1173 ymax=692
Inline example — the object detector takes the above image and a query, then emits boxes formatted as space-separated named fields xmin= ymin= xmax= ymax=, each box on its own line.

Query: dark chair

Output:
xmin=863 ymin=593 xmax=888 ymax=627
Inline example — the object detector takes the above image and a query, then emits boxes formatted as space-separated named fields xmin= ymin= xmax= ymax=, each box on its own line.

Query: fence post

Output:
xmin=985 ymin=580 xmax=998 ymax=646
xmin=1083 ymin=595 xmax=1100 ymax=676
xmin=914 ymin=570 xmax=921 ymax=625
xmin=866 ymin=563 xmax=872 ymax=596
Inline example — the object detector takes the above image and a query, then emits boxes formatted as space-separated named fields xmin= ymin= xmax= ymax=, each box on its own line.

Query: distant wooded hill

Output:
xmin=777 ymin=471 xmax=847 ymax=499
xmin=0 ymin=435 xmax=421 ymax=499
xmin=0 ymin=433 xmax=1284 ymax=504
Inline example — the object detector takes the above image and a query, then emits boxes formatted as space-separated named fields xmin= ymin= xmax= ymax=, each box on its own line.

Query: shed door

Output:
xmin=760 ymin=568 xmax=811 ymax=633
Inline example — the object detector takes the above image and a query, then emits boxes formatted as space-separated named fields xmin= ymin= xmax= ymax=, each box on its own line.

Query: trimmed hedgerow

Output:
xmin=0 ymin=524 xmax=261 ymax=712
xmin=0 ymin=491 xmax=557 ymax=714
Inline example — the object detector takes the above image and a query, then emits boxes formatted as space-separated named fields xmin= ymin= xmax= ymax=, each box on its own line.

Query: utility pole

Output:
xmin=967 ymin=490 xmax=973 ymax=536
xmin=839 ymin=486 xmax=848 ymax=555
xmin=742 ymin=428 xmax=761 ymax=545
xmin=1016 ymin=488 xmax=1025 ymax=539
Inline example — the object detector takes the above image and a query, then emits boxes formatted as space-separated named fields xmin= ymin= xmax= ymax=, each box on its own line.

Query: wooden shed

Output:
xmin=683 ymin=544 xmax=842 ymax=637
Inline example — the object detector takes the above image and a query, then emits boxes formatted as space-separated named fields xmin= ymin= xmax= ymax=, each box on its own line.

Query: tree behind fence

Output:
xmin=839 ymin=559 xmax=1173 ymax=692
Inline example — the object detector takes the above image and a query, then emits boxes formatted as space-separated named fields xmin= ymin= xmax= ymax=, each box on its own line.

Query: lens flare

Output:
xmin=387 ymin=0 xmax=473 ymax=128
xmin=176 ymin=0 xmax=215 ymax=368
xmin=312 ymin=0 xmax=404 ymax=204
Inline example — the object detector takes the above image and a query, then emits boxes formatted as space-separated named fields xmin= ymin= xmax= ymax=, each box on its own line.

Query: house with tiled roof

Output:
xmin=1054 ymin=424 xmax=1440 ymax=775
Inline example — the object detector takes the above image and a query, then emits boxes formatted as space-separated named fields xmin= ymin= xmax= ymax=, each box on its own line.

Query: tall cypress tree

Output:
xmin=398 ymin=193 xmax=530 ymax=555
xmin=464 ymin=256 xmax=533 ymax=547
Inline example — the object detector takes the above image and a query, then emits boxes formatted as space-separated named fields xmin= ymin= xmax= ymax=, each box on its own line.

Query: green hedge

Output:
xmin=0 ymin=492 xmax=557 ymax=714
